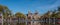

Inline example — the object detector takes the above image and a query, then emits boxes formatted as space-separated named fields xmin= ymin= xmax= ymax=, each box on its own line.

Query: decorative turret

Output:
xmin=28 ymin=10 xmax=32 ymax=15
xmin=34 ymin=10 xmax=38 ymax=15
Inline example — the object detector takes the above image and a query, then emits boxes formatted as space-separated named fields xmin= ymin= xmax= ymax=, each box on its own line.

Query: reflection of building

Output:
xmin=27 ymin=10 xmax=41 ymax=25
xmin=11 ymin=16 xmax=18 ymax=25
xmin=11 ymin=15 xmax=26 ymax=25
xmin=0 ymin=12 xmax=2 ymax=25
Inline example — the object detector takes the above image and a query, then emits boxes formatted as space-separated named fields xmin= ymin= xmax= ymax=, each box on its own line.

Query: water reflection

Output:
xmin=3 ymin=18 xmax=60 ymax=25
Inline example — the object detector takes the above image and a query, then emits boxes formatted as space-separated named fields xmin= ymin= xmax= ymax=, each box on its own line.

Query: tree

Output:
xmin=15 ymin=12 xmax=26 ymax=25
xmin=58 ymin=6 xmax=60 ymax=11
xmin=43 ymin=11 xmax=51 ymax=18
xmin=0 ymin=5 xmax=12 ymax=25
xmin=15 ymin=12 xmax=26 ymax=19
xmin=56 ymin=7 xmax=60 ymax=18
xmin=51 ymin=9 xmax=57 ymax=18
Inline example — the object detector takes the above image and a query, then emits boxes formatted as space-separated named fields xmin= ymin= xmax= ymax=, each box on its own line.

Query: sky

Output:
xmin=0 ymin=0 xmax=60 ymax=14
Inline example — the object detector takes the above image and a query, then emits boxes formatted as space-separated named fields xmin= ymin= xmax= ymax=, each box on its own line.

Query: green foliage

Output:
xmin=0 ymin=5 xmax=3 ymax=12
xmin=15 ymin=12 xmax=26 ymax=19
